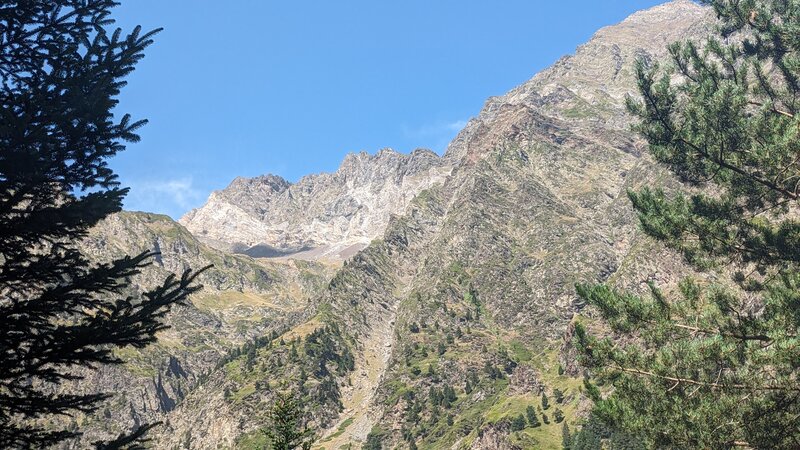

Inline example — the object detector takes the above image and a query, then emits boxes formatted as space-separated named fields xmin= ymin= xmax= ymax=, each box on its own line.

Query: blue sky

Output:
xmin=112 ymin=0 xmax=667 ymax=219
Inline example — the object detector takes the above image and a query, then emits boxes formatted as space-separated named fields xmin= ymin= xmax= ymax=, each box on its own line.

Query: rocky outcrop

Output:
xmin=180 ymin=148 xmax=453 ymax=260
xmin=446 ymin=0 xmax=711 ymax=163
xmin=470 ymin=422 xmax=522 ymax=450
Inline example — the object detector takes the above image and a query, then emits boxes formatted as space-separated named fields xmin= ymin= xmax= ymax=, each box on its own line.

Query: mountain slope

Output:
xmin=59 ymin=212 xmax=335 ymax=446
xmin=137 ymin=2 xmax=713 ymax=449
xmin=360 ymin=3 xmax=710 ymax=447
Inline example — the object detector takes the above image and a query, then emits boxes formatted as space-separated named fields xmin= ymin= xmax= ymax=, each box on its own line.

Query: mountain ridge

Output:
xmin=65 ymin=2 xmax=715 ymax=448
xmin=155 ymin=2 xmax=711 ymax=448
xmin=180 ymin=147 xmax=452 ymax=261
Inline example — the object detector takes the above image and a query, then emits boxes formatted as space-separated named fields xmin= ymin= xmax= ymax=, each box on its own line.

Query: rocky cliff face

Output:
xmin=65 ymin=1 xmax=715 ymax=448
xmin=59 ymin=212 xmax=335 ymax=447
xmin=180 ymin=148 xmax=452 ymax=261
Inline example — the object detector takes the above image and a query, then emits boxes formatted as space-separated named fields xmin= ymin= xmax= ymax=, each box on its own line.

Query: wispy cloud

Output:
xmin=123 ymin=177 xmax=205 ymax=219
xmin=445 ymin=119 xmax=468 ymax=132
xmin=402 ymin=118 xmax=468 ymax=153
xmin=404 ymin=119 xmax=467 ymax=139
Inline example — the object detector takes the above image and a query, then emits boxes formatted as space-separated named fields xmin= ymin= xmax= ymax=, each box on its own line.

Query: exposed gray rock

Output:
xmin=470 ymin=422 xmax=521 ymax=450
xmin=180 ymin=148 xmax=453 ymax=261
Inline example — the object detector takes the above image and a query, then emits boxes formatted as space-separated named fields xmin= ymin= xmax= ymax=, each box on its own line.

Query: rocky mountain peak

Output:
xmin=180 ymin=147 xmax=452 ymax=260
xmin=182 ymin=1 xmax=711 ymax=263
xmin=227 ymin=174 xmax=290 ymax=193
xmin=445 ymin=0 xmax=711 ymax=163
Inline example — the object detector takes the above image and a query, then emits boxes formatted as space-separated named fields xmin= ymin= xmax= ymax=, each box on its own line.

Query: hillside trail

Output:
xmin=316 ymin=295 xmax=401 ymax=449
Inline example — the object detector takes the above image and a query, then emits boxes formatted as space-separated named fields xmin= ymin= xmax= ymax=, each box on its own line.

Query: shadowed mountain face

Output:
xmin=66 ymin=2 xmax=712 ymax=448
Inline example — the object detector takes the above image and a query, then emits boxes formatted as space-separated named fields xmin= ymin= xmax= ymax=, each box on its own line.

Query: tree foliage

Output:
xmin=568 ymin=414 xmax=643 ymax=450
xmin=575 ymin=1 xmax=800 ymax=448
xmin=510 ymin=413 xmax=526 ymax=431
xmin=262 ymin=392 xmax=315 ymax=450
xmin=364 ymin=428 xmax=384 ymax=450
xmin=0 ymin=1 xmax=205 ymax=446
xmin=526 ymin=405 xmax=540 ymax=428
xmin=554 ymin=388 xmax=565 ymax=404
xmin=561 ymin=422 xmax=571 ymax=450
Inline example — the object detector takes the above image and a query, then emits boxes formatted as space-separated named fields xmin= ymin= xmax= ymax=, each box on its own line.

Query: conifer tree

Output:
xmin=428 ymin=386 xmax=440 ymax=407
xmin=0 ymin=1 xmax=205 ymax=447
xmin=511 ymin=414 xmax=526 ymax=432
xmin=364 ymin=430 xmax=383 ymax=450
xmin=554 ymin=388 xmax=565 ymax=404
xmin=575 ymin=0 xmax=800 ymax=447
xmin=262 ymin=392 xmax=315 ymax=450
xmin=526 ymin=405 xmax=540 ymax=427
xmin=541 ymin=392 xmax=550 ymax=410
xmin=561 ymin=422 xmax=572 ymax=450
xmin=469 ymin=370 xmax=479 ymax=387
xmin=443 ymin=384 xmax=457 ymax=404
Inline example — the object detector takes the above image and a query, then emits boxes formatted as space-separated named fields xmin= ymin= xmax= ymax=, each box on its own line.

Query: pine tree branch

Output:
xmin=638 ymin=71 xmax=800 ymax=201
xmin=672 ymin=323 xmax=775 ymax=342
xmin=93 ymin=422 xmax=161 ymax=450
xmin=748 ymin=100 xmax=795 ymax=118
xmin=611 ymin=365 xmax=800 ymax=392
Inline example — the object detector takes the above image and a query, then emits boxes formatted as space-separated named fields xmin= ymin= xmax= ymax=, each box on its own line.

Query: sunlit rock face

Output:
xmin=180 ymin=148 xmax=453 ymax=261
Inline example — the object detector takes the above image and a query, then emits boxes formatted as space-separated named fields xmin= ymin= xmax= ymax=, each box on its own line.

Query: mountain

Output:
xmin=64 ymin=1 xmax=713 ymax=448
xmin=180 ymin=148 xmax=452 ymax=261
xmin=55 ymin=212 xmax=336 ymax=446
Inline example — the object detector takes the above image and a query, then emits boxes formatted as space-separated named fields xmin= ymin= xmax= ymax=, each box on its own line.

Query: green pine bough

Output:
xmin=0 ymin=2 xmax=207 ymax=447
xmin=574 ymin=1 xmax=800 ymax=448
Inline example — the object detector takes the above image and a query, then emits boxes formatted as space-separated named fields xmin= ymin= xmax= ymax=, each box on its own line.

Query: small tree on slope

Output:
xmin=0 ymin=1 xmax=205 ymax=447
xmin=262 ymin=392 xmax=315 ymax=450
xmin=575 ymin=1 xmax=800 ymax=448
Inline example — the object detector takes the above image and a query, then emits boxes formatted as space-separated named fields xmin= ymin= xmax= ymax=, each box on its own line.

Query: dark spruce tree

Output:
xmin=0 ymin=1 xmax=206 ymax=447
xmin=554 ymin=388 xmax=565 ymax=404
xmin=510 ymin=414 xmax=526 ymax=432
xmin=364 ymin=429 xmax=384 ymax=450
xmin=575 ymin=0 xmax=800 ymax=448
xmin=526 ymin=405 xmax=540 ymax=428
xmin=261 ymin=392 xmax=315 ymax=450
xmin=561 ymin=422 xmax=571 ymax=450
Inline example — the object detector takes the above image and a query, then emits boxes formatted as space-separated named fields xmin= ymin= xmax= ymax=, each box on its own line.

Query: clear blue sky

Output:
xmin=111 ymin=0 xmax=666 ymax=219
